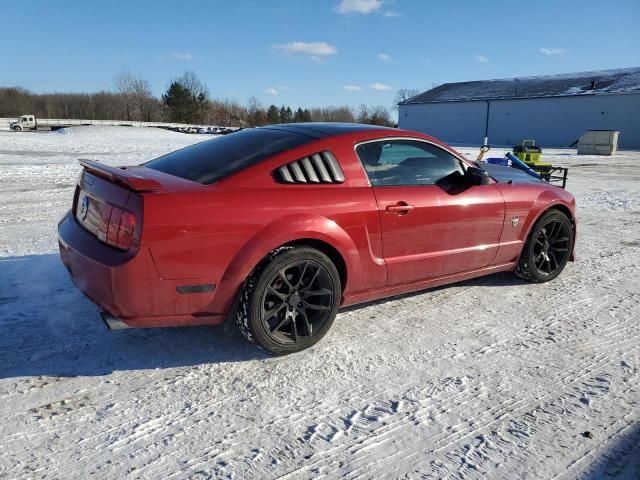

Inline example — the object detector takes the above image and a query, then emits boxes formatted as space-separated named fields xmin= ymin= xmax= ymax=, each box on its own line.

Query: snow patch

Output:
xmin=1 ymin=127 xmax=640 ymax=478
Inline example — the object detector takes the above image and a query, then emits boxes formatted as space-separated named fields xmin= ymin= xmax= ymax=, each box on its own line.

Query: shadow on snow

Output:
xmin=579 ymin=422 xmax=640 ymax=479
xmin=0 ymin=253 xmax=526 ymax=379
xmin=0 ymin=254 xmax=269 ymax=379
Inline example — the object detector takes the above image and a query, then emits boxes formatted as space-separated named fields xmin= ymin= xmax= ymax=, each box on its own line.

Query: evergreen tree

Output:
xmin=284 ymin=106 xmax=293 ymax=123
xmin=279 ymin=105 xmax=287 ymax=123
xmin=162 ymin=81 xmax=192 ymax=123
xmin=293 ymin=107 xmax=304 ymax=122
xmin=267 ymin=104 xmax=280 ymax=124
xmin=162 ymin=71 xmax=210 ymax=123
xmin=302 ymin=108 xmax=312 ymax=122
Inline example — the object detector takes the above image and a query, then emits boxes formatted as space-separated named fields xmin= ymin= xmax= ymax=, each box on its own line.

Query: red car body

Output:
xmin=58 ymin=124 xmax=576 ymax=330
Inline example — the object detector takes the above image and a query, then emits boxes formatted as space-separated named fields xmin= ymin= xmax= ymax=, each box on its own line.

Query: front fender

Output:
xmin=215 ymin=213 xmax=361 ymax=312
xmin=521 ymin=187 xmax=576 ymax=246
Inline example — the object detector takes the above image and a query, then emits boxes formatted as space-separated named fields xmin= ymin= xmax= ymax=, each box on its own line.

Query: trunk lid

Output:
xmin=74 ymin=159 xmax=204 ymax=250
xmin=79 ymin=159 xmax=167 ymax=192
xmin=74 ymin=161 xmax=150 ymax=251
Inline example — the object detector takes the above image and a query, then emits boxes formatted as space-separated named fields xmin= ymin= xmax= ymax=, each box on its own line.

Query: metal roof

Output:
xmin=400 ymin=67 xmax=640 ymax=105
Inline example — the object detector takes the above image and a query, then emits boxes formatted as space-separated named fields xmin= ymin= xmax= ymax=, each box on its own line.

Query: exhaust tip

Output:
xmin=100 ymin=311 xmax=132 ymax=330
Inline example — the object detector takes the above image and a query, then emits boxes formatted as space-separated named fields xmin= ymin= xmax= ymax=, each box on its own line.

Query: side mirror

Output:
xmin=466 ymin=166 xmax=492 ymax=186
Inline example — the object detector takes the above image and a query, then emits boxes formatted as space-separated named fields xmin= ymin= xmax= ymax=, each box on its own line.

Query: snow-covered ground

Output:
xmin=1 ymin=127 xmax=639 ymax=479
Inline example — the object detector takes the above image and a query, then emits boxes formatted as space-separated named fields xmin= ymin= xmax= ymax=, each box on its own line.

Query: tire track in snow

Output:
xmin=269 ymin=265 xmax=640 ymax=478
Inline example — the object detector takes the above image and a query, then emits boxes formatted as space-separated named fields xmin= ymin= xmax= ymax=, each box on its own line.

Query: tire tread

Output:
xmin=235 ymin=246 xmax=293 ymax=347
xmin=516 ymin=209 xmax=572 ymax=283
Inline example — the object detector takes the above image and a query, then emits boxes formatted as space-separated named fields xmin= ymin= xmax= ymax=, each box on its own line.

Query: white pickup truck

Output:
xmin=10 ymin=115 xmax=75 ymax=132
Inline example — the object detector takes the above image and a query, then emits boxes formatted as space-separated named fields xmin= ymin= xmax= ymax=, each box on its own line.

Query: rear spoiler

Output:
xmin=79 ymin=159 xmax=166 ymax=192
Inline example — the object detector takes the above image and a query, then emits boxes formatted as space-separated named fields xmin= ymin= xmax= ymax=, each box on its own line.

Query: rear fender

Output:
xmin=215 ymin=213 xmax=360 ymax=313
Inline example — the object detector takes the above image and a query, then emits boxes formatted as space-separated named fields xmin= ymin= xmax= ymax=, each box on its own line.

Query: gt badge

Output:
xmin=511 ymin=216 xmax=520 ymax=227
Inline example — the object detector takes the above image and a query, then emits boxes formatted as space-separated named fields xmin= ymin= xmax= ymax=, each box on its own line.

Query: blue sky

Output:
xmin=3 ymin=0 xmax=639 ymax=109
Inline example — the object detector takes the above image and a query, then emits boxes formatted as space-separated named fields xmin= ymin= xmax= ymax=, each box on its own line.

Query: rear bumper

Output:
xmin=58 ymin=211 xmax=224 ymax=328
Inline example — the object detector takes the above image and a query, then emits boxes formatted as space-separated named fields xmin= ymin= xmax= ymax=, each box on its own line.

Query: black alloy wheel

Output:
xmin=517 ymin=210 xmax=573 ymax=282
xmin=237 ymin=247 xmax=341 ymax=354
xmin=260 ymin=259 xmax=334 ymax=345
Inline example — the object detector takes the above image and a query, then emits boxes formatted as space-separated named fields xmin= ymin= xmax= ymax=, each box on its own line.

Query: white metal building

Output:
xmin=398 ymin=67 xmax=640 ymax=149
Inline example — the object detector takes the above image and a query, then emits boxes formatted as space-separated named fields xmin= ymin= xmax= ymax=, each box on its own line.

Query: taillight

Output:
xmin=97 ymin=204 xmax=113 ymax=242
xmin=98 ymin=205 xmax=136 ymax=250
xmin=116 ymin=210 xmax=136 ymax=250
xmin=105 ymin=208 xmax=123 ymax=246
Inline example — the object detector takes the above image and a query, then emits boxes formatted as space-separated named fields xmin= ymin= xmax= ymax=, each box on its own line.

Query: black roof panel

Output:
xmin=264 ymin=122 xmax=396 ymax=137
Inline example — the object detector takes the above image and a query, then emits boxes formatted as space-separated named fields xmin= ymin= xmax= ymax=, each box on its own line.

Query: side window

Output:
xmin=356 ymin=139 xmax=466 ymax=186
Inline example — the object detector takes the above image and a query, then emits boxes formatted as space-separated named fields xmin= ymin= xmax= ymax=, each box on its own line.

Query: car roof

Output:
xmin=263 ymin=122 xmax=398 ymax=139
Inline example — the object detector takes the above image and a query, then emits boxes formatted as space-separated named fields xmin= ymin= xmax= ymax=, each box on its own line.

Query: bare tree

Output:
xmin=114 ymin=70 xmax=159 ymax=121
xmin=356 ymin=104 xmax=370 ymax=124
xmin=226 ymin=98 xmax=245 ymax=126
xmin=246 ymin=96 xmax=266 ymax=127
xmin=132 ymin=78 xmax=156 ymax=121
xmin=309 ymin=105 xmax=355 ymax=123
xmin=392 ymin=88 xmax=421 ymax=111
xmin=369 ymin=105 xmax=393 ymax=126
xmin=114 ymin=70 xmax=137 ymax=120
xmin=0 ymin=87 xmax=32 ymax=117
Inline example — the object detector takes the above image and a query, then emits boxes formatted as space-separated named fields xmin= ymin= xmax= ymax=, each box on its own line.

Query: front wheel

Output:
xmin=236 ymin=247 xmax=341 ymax=355
xmin=516 ymin=210 xmax=573 ymax=282
xmin=13 ymin=126 xmax=22 ymax=132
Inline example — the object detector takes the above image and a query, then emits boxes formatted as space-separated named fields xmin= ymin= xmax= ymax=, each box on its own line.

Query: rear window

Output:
xmin=144 ymin=128 xmax=315 ymax=184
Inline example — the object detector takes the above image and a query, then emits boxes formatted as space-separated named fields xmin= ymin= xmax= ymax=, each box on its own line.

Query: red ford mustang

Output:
xmin=58 ymin=123 xmax=576 ymax=354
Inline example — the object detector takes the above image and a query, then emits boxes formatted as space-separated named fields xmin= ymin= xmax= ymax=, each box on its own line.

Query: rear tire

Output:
xmin=236 ymin=246 xmax=341 ymax=355
xmin=516 ymin=210 xmax=573 ymax=282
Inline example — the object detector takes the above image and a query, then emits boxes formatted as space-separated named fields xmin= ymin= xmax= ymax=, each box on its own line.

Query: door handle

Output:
xmin=385 ymin=202 xmax=414 ymax=215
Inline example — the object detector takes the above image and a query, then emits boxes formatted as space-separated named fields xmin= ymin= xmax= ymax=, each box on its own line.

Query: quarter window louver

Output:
xmin=275 ymin=151 xmax=345 ymax=184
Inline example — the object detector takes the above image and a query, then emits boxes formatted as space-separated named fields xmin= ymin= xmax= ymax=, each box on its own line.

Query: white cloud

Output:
xmin=336 ymin=0 xmax=382 ymax=15
xmin=540 ymin=47 xmax=567 ymax=56
xmin=474 ymin=54 xmax=489 ymax=63
xmin=169 ymin=52 xmax=193 ymax=61
xmin=377 ymin=53 xmax=392 ymax=62
xmin=264 ymin=87 xmax=279 ymax=96
xmin=274 ymin=41 xmax=337 ymax=57
xmin=370 ymin=82 xmax=392 ymax=91
xmin=344 ymin=85 xmax=363 ymax=91
xmin=383 ymin=10 xmax=401 ymax=17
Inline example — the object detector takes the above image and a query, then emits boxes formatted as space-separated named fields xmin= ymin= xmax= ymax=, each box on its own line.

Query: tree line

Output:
xmin=0 ymin=70 xmax=396 ymax=127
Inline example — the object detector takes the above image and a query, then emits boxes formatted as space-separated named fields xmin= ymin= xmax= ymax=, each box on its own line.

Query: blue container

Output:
xmin=486 ymin=157 xmax=511 ymax=166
